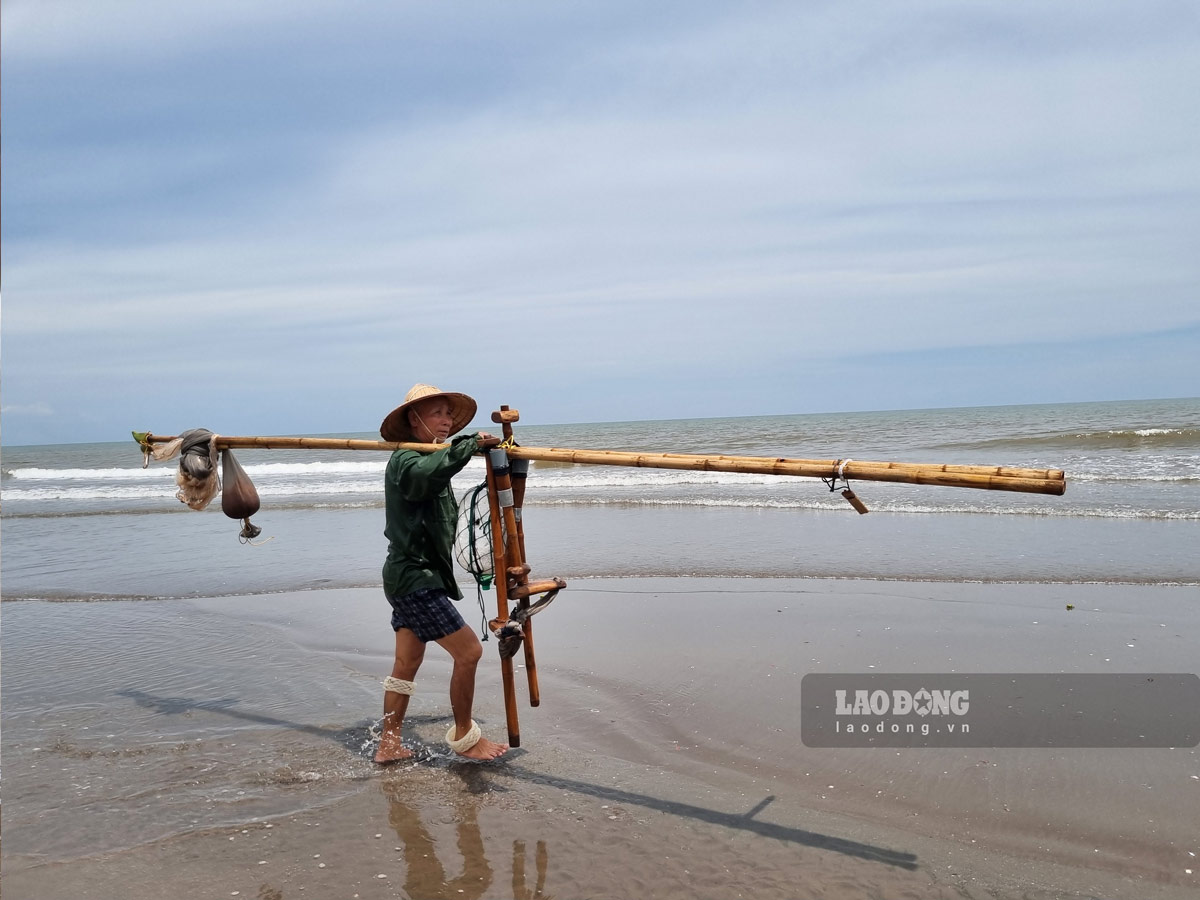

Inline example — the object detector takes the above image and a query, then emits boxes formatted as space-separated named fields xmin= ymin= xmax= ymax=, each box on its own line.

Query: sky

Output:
xmin=3 ymin=0 xmax=1198 ymax=446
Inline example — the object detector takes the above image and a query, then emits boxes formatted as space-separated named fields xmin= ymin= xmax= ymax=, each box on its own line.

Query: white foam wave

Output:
xmin=528 ymin=496 xmax=1200 ymax=519
xmin=5 ymin=479 xmax=1194 ymax=519
xmin=5 ymin=466 xmax=176 ymax=481
xmin=1071 ymin=472 xmax=1200 ymax=484
xmin=2 ymin=485 xmax=170 ymax=501
xmin=5 ymin=456 xmax=482 ymax=483
xmin=2 ymin=479 xmax=385 ymax=502
xmin=240 ymin=460 xmax=386 ymax=477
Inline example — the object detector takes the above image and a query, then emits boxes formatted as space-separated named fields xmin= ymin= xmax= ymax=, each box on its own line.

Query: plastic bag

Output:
xmin=220 ymin=449 xmax=262 ymax=540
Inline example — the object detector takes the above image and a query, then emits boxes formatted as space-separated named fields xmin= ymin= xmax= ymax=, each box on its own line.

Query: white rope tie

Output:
xmin=446 ymin=719 xmax=482 ymax=754
xmin=837 ymin=458 xmax=853 ymax=479
xmin=383 ymin=676 xmax=415 ymax=695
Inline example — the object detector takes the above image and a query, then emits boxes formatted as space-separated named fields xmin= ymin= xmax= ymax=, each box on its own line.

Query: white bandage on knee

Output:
xmin=446 ymin=720 xmax=482 ymax=754
xmin=383 ymin=676 xmax=415 ymax=695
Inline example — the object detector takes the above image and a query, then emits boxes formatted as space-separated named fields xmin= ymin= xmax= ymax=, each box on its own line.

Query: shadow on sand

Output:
xmin=117 ymin=687 xmax=918 ymax=871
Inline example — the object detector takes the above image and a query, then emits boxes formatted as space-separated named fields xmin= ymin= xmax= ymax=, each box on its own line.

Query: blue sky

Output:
xmin=3 ymin=1 xmax=1198 ymax=445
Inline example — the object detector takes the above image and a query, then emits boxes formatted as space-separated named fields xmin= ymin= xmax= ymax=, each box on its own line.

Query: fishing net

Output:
xmin=175 ymin=428 xmax=220 ymax=510
xmin=454 ymin=481 xmax=505 ymax=639
xmin=454 ymin=481 xmax=497 ymax=589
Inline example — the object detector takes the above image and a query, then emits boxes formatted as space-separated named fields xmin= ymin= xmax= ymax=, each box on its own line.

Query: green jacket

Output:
xmin=382 ymin=433 xmax=482 ymax=599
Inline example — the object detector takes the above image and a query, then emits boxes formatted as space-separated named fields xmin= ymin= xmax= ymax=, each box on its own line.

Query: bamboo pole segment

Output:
xmin=484 ymin=454 xmax=522 ymax=748
xmin=136 ymin=433 xmax=1065 ymax=494
xmin=500 ymin=446 xmax=1065 ymax=494
xmin=508 ymin=580 xmax=565 ymax=601
xmin=141 ymin=434 xmax=442 ymax=453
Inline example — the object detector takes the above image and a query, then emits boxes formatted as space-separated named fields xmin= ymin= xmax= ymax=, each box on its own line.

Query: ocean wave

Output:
xmin=0 ymin=480 xmax=385 ymax=502
xmin=526 ymin=496 xmax=1199 ymax=520
xmin=935 ymin=427 xmax=1200 ymax=452
xmin=1 ymin=463 xmax=818 ymax=496
xmin=8 ymin=445 xmax=1191 ymax=492
xmin=3 ymin=459 xmax=392 ymax=482
xmin=7 ymin=472 xmax=1193 ymax=518
xmin=228 ymin=459 xmax=387 ymax=477
xmin=4 ymin=465 xmax=177 ymax=482
xmin=1070 ymin=472 xmax=1200 ymax=484
xmin=1 ymin=459 xmax=401 ymax=499
xmin=2 ymin=485 xmax=178 ymax=502
xmin=5 ymin=572 xmax=1197 ymax=601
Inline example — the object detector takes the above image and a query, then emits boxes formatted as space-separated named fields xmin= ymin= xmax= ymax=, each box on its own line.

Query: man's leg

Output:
xmin=436 ymin=625 xmax=508 ymax=760
xmin=375 ymin=627 xmax=426 ymax=764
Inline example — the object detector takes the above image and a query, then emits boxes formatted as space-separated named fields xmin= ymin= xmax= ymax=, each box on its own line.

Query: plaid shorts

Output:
xmin=387 ymin=587 xmax=467 ymax=642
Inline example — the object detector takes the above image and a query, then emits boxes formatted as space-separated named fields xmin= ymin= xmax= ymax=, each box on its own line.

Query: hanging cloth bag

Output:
xmin=220 ymin=449 xmax=262 ymax=541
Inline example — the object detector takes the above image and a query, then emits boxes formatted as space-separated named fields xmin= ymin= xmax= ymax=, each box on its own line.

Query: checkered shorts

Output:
xmin=387 ymin=587 xmax=467 ymax=642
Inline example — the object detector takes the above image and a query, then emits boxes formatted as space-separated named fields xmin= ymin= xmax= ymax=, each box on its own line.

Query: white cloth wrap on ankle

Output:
xmin=383 ymin=677 xmax=415 ymax=695
xmin=445 ymin=720 xmax=482 ymax=754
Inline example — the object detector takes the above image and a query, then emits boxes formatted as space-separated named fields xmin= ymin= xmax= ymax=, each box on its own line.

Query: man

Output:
xmin=375 ymin=383 xmax=508 ymax=764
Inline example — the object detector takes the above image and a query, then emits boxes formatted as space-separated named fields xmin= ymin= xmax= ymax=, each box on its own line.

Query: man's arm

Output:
xmin=391 ymin=433 xmax=489 ymax=500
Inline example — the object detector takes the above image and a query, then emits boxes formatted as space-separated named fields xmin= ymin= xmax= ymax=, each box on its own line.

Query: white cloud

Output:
xmin=1 ymin=401 xmax=55 ymax=417
xmin=1 ymin=0 xmax=333 ymax=62
xmin=3 ymin=1 xmax=1198 ymax=443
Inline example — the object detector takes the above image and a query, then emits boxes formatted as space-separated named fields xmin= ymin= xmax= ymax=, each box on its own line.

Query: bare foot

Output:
xmin=374 ymin=734 xmax=413 ymax=764
xmin=455 ymin=736 xmax=509 ymax=761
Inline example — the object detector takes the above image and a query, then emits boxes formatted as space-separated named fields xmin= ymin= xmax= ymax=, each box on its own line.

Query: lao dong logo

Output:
xmin=835 ymin=688 xmax=969 ymax=717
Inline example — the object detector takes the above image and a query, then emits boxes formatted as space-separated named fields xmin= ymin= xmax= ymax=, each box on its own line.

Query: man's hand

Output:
xmin=476 ymin=433 xmax=501 ymax=449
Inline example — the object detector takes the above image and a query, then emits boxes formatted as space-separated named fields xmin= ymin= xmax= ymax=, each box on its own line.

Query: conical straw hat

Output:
xmin=380 ymin=383 xmax=477 ymax=442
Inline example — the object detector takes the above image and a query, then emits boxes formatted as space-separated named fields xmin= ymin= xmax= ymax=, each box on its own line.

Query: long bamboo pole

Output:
xmin=138 ymin=433 xmax=1066 ymax=495
xmin=501 ymin=447 xmax=1065 ymax=495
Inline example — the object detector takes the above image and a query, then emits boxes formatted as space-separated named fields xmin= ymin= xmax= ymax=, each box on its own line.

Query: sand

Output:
xmin=2 ymin=577 xmax=1198 ymax=899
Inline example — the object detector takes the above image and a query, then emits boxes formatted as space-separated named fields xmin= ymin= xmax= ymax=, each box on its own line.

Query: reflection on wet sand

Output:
xmin=377 ymin=755 xmax=916 ymax=900
xmin=380 ymin=776 xmax=551 ymax=900
xmin=511 ymin=839 xmax=550 ymax=900
xmin=382 ymin=779 xmax=492 ymax=899
xmin=117 ymin=685 xmax=916 ymax=881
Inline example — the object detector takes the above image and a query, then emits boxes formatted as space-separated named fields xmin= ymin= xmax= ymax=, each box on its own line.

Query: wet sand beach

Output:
xmin=3 ymin=577 xmax=1198 ymax=899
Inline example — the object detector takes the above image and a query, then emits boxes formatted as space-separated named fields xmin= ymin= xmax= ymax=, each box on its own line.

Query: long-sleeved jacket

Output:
xmin=382 ymin=433 xmax=481 ymax=599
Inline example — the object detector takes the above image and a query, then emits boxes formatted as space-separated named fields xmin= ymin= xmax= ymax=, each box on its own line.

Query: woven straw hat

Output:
xmin=380 ymin=383 xmax=478 ymax=442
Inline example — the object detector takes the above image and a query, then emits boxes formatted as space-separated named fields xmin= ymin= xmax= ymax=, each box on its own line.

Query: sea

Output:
xmin=3 ymin=397 xmax=1198 ymax=596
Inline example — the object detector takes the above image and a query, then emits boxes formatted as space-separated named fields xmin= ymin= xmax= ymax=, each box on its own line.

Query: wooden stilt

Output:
xmin=484 ymin=453 xmax=521 ymax=747
xmin=494 ymin=406 xmax=541 ymax=707
xmin=486 ymin=424 xmax=543 ymax=710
